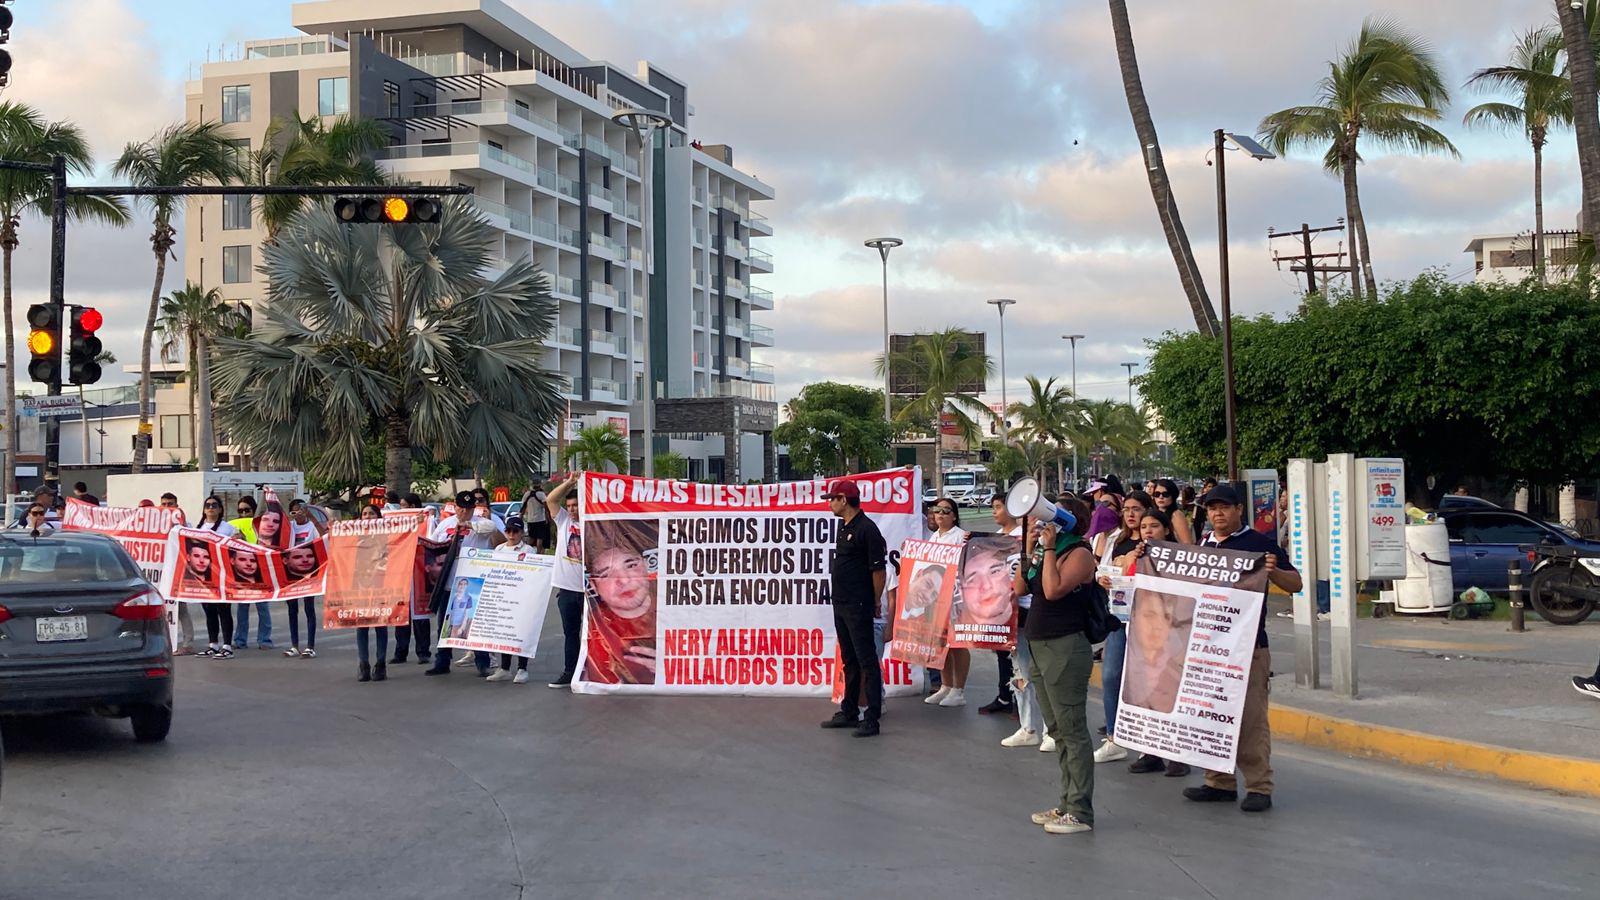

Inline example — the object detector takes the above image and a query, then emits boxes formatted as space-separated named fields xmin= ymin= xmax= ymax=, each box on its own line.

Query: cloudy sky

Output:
xmin=3 ymin=0 xmax=1574 ymax=408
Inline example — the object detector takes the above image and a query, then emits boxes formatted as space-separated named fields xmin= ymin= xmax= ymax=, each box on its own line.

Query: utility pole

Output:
xmin=1269 ymin=221 xmax=1353 ymax=299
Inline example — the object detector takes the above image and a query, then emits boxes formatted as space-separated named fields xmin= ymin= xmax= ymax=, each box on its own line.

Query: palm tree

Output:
xmin=210 ymin=197 xmax=563 ymax=495
xmin=1259 ymin=17 xmax=1458 ymax=300
xmin=250 ymin=113 xmax=389 ymax=241
xmin=1108 ymin=0 xmax=1218 ymax=336
xmin=1007 ymin=374 xmax=1076 ymax=492
xmin=1558 ymin=0 xmax=1600 ymax=271
xmin=876 ymin=328 xmax=994 ymax=493
xmin=561 ymin=424 xmax=630 ymax=474
xmin=113 ymin=121 xmax=242 ymax=472
xmin=0 ymin=103 xmax=129 ymax=492
xmin=156 ymin=283 xmax=246 ymax=470
xmin=1464 ymin=27 xmax=1570 ymax=282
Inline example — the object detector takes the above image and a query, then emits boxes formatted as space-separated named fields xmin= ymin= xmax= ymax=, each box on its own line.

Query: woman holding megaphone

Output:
xmin=1010 ymin=489 xmax=1098 ymax=836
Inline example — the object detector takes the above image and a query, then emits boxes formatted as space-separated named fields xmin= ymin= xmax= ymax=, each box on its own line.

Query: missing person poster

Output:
xmin=321 ymin=516 xmax=419 ymax=629
xmin=573 ymin=468 xmax=925 ymax=696
xmin=1112 ymin=540 xmax=1270 ymax=772
xmin=949 ymin=532 xmax=1020 ymax=651
xmin=159 ymin=526 xmax=325 ymax=603
xmin=886 ymin=539 xmax=960 ymax=667
xmin=435 ymin=547 xmax=556 ymax=657
xmin=65 ymin=499 xmax=186 ymax=645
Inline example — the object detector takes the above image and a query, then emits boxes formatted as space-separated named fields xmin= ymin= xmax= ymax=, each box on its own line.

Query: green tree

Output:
xmin=774 ymin=381 xmax=894 ymax=476
xmin=876 ymin=329 xmax=994 ymax=492
xmin=1259 ymin=18 xmax=1457 ymax=300
xmin=156 ymin=283 xmax=247 ymax=471
xmin=653 ymin=451 xmax=687 ymax=479
xmin=113 ymin=121 xmax=243 ymax=472
xmin=1007 ymin=374 xmax=1076 ymax=491
xmin=250 ymin=113 xmax=389 ymax=240
xmin=211 ymin=197 xmax=563 ymax=495
xmin=1108 ymin=0 xmax=1218 ymax=335
xmin=0 ymin=103 xmax=129 ymax=491
xmin=561 ymin=423 xmax=629 ymax=473
xmin=1140 ymin=275 xmax=1600 ymax=502
xmin=1464 ymin=27 xmax=1570 ymax=283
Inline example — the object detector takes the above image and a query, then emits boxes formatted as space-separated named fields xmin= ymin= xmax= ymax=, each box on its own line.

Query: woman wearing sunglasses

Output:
xmin=1148 ymin=479 xmax=1194 ymax=544
xmin=921 ymin=497 xmax=971 ymax=708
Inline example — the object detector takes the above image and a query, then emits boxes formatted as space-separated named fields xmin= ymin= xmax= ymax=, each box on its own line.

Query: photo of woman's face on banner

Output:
xmin=583 ymin=518 xmax=659 ymax=685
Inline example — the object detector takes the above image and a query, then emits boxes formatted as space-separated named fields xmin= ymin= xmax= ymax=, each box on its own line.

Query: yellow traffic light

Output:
xmin=383 ymin=197 xmax=410 ymax=222
xmin=27 ymin=328 xmax=53 ymax=355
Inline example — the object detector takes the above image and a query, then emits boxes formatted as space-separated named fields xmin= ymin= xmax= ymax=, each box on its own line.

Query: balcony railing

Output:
xmin=589 ymin=376 xmax=627 ymax=399
xmin=747 ymin=246 xmax=773 ymax=266
xmin=702 ymin=380 xmax=775 ymax=403
xmin=724 ymin=319 xmax=749 ymax=340
xmin=375 ymin=141 xmax=580 ymax=199
xmin=550 ymin=274 xmax=580 ymax=297
xmin=590 ymin=329 xmax=629 ymax=355
xmin=747 ymin=285 xmax=774 ymax=305
xmin=590 ymin=233 xmax=629 ymax=257
xmin=554 ymin=325 xmax=581 ymax=345
xmin=693 ymin=185 xmax=706 ymax=205
xmin=581 ymin=134 xmax=639 ymax=176
xmin=749 ymin=323 xmax=774 ymax=345
xmin=589 ymin=182 xmax=641 ymax=220
xmin=412 ymin=99 xmax=578 ymax=144
xmin=471 ymin=196 xmax=532 ymax=234
xmin=749 ymin=362 xmax=775 ymax=383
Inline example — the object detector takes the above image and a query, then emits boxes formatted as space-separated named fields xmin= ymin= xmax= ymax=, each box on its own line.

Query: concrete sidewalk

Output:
xmin=1252 ymin=595 xmax=1600 ymax=796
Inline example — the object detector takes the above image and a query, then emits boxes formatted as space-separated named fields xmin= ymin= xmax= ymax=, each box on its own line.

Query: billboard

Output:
xmin=888 ymin=332 xmax=987 ymax=396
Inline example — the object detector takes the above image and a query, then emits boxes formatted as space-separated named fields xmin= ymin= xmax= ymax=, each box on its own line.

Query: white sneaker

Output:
xmin=484 ymin=669 xmax=513 ymax=683
xmin=1093 ymin=738 xmax=1128 ymax=763
xmin=1001 ymin=728 xmax=1042 ymax=748
xmin=1039 ymin=734 xmax=1057 ymax=753
xmin=924 ymin=686 xmax=952 ymax=705
xmin=453 ymin=652 xmax=475 ymax=667
xmin=512 ymin=670 xmax=529 ymax=684
xmin=938 ymin=687 xmax=967 ymax=707
xmin=1043 ymin=813 xmax=1093 ymax=835
xmin=1316 ymin=611 xmax=1332 ymax=622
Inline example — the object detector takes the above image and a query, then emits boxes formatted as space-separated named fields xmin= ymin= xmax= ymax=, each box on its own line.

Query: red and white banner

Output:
xmin=62 ymin=498 xmax=182 ymax=588
xmin=574 ymin=468 xmax=925 ymax=696
xmin=159 ymin=526 xmax=330 ymax=603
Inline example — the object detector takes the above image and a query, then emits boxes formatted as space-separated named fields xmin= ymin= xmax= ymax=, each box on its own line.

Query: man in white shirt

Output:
xmin=430 ymin=499 xmax=506 ymax=549
xmin=544 ymin=473 xmax=584 ymax=688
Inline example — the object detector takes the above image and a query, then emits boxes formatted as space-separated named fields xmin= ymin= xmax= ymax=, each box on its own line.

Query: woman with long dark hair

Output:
xmin=195 ymin=496 xmax=237 ymax=659
xmin=1150 ymin=478 xmax=1195 ymax=544
xmin=1109 ymin=507 xmax=1191 ymax=778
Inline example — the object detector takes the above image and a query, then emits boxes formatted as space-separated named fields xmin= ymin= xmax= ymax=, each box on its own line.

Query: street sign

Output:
xmin=21 ymin=395 xmax=82 ymax=419
xmin=138 ymin=421 xmax=153 ymax=435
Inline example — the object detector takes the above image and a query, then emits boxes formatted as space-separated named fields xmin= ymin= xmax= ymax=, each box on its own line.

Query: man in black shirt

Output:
xmin=820 ymin=478 xmax=887 ymax=738
xmin=1183 ymin=484 xmax=1302 ymax=813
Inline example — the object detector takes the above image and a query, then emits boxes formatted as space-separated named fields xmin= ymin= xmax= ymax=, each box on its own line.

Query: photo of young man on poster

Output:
xmin=899 ymin=562 xmax=948 ymax=623
xmin=180 ymin=537 xmax=220 ymax=599
xmin=447 ymin=576 xmax=485 ymax=641
xmin=1120 ymin=590 xmax=1195 ymax=714
xmin=952 ymin=536 xmax=1017 ymax=630
xmin=279 ymin=541 xmax=325 ymax=583
xmin=583 ymin=519 xmax=659 ymax=685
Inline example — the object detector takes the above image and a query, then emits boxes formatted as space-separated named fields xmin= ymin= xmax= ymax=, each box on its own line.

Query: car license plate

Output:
xmin=36 ymin=615 xmax=89 ymax=642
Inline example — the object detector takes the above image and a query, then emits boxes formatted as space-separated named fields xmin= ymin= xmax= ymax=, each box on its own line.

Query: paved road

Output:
xmin=3 ymin=609 xmax=1598 ymax=900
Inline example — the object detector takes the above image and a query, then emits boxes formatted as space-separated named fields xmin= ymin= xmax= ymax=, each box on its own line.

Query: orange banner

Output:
xmin=322 ymin=516 xmax=421 ymax=629
xmin=885 ymin=538 xmax=963 ymax=668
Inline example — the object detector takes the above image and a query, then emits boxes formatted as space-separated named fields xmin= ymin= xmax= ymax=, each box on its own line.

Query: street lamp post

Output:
xmin=1062 ymin=333 xmax=1084 ymax=492
xmin=1121 ymin=362 xmax=1137 ymax=407
xmin=612 ymin=107 xmax=672 ymax=478
xmin=986 ymin=298 xmax=1015 ymax=442
xmin=864 ymin=238 xmax=903 ymax=427
xmin=1213 ymin=129 xmax=1276 ymax=481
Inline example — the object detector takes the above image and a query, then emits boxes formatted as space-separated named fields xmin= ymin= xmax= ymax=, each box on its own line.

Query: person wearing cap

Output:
xmin=485 ymin=517 xmax=534 ymax=683
xmin=18 ymin=485 xmax=62 ymax=528
xmin=1183 ymin=483 xmax=1301 ymax=814
xmin=820 ymin=478 xmax=887 ymax=738
xmin=425 ymin=490 xmax=498 ymax=677
xmin=1083 ymin=476 xmax=1124 ymax=540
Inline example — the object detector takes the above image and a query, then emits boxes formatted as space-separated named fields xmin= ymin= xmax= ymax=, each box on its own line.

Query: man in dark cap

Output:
xmin=424 ymin=490 xmax=494 ymax=677
xmin=819 ymin=478 xmax=887 ymax=738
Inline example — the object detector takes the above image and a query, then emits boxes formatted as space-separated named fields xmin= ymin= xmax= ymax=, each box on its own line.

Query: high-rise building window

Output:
xmin=222 ymin=195 xmax=251 ymax=230
xmin=222 ymin=245 xmax=251 ymax=284
xmin=226 ymin=138 xmax=250 ymax=169
xmin=384 ymin=81 xmax=400 ymax=117
xmin=221 ymin=85 xmax=251 ymax=123
xmin=318 ymin=77 xmax=350 ymax=116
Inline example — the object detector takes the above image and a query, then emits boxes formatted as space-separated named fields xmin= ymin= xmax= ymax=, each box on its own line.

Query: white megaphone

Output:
xmin=1005 ymin=476 xmax=1077 ymax=533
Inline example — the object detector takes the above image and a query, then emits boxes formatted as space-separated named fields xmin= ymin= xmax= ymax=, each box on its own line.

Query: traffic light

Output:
xmin=0 ymin=1 xmax=13 ymax=88
xmin=332 ymin=196 xmax=441 ymax=224
xmin=26 ymin=303 xmax=60 ymax=385
xmin=68 ymin=305 xmax=103 ymax=385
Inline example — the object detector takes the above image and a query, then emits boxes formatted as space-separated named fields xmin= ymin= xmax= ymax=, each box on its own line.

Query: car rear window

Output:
xmin=0 ymin=539 xmax=140 ymax=583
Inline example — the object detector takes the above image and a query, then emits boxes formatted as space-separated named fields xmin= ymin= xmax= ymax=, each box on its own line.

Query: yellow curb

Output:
xmin=1090 ymin=662 xmax=1600 ymax=797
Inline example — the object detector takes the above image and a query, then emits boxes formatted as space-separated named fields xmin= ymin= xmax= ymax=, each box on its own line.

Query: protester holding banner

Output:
xmin=485 ymin=518 xmax=535 ymax=683
xmin=1183 ymin=484 xmax=1300 ymax=813
xmin=282 ymin=499 xmax=326 ymax=660
xmin=433 ymin=496 xmax=504 ymax=669
xmin=1109 ymin=508 xmax=1190 ymax=778
xmin=993 ymin=498 xmax=1046 ymax=750
xmin=230 ymin=495 xmax=274 ymax=649
xmin=544 ymin=474 xmax=585 ymax=689
xmin=392 ymin=493 xmax=433 ymax=664
xmin=348 ymin=504 xmax=393 ymax=682
xmin=923 ymin=498 xmax=970 ymax=708
xmin=194 ymin=496 xmax=237 ymax=659
xmin=1015 ymin=494 xmax=1097 ymax=835
xmin=820 ymin=478 xmax=888 ymax=737
xmin=1090 ymin=490 xmax=1150 ymax=764
xmin=153 ymin=494 xmax=198 ymax=654
xmin=426 ymin=491 xmax=494 ymax=678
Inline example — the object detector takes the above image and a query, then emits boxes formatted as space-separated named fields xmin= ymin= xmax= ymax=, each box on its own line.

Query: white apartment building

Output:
xmin=183 ymin=0 xmax=777 ymax=483
xmin=1464 ymin=230 xmax=1580 ymax=283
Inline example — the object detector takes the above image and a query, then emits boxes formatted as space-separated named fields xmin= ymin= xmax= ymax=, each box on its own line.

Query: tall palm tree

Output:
xmin=1108 ymin=0 xmax=1218 ymax=336
xmin=1007 ymin=374 xmax=1076 ymax=491
xmin=1464 ymin=27 xmax=1570 ymax=282
xmin=562 ymin=424 xmax=630 ymax=474
xmin=156 ymin=283 xmax=245 ymax=470
xmin=210 ymin=197 xmax=563 ymax=495
xmin=876 ymin=328 xmax=994 ymax=493
xmin=250 ymin=113 xmax=389 ymax=241
xmin=0 ymin=103 xmax=129 ymax=492
xmin=1259 ymin=18 xmax=1458 ymax=300
xmin=1559 ymin=0 xmax=1600 ymax=267
xmin=113 ymin=121 xmax=242 ymax=472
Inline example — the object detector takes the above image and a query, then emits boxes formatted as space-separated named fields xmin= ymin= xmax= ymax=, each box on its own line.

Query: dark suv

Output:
xmin=0 ymin=531 xmax=174 ymax=742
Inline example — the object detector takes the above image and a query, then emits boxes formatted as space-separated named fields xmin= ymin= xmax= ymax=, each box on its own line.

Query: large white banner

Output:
xmin=573 ymin=468 xmax=924 ymax=696
xmin=436 ymin=547 xmax=556 ymax=657
xmin=1112 ymin=541 xmax=1269 ymax=772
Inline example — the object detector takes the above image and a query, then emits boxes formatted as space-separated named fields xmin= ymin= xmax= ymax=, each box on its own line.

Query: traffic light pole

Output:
xmin=45 ymin=154 xmax=65 ymax=481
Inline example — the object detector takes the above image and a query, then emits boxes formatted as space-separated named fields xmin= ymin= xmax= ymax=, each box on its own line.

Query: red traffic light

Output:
xmin=76 ymin=307 xmax=102 ymax=332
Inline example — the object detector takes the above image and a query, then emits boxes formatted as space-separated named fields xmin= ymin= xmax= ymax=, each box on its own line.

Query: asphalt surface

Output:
xmin=3 ymin=601 xmax=1598 ymax=899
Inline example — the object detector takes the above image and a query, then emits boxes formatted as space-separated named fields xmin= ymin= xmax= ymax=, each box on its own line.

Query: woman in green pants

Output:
xmin=1013 ymin=494 xmax=1098 ymax=835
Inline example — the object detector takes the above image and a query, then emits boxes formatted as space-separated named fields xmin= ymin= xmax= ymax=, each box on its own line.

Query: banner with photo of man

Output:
xmin=160 ymin=527 xmax=317 ymax=603
xmin=885 ymin=538 xmax=960 ymax=668
xmin=321 ymin=516 xmax=419 ymax=629
xmin=573 ymin=468 xmax=925 ymax=696
xmin=948 ymin=532 xmax=1020 ymax=651
xmin=435 ymin=547 xmax=556 ymax=657
xmin=1111 ymin=540 xmax=1270 ymax=772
